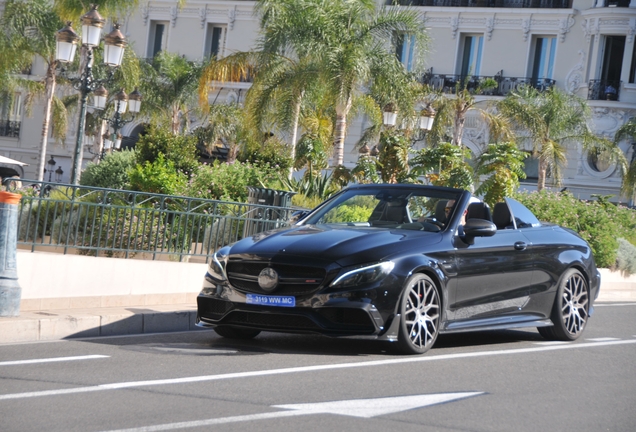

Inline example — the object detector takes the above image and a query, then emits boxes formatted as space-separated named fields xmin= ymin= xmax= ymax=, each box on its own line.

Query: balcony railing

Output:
xmin=0 ymin=120 xmax=21 ymax=138
xmin=421 ymin=70 xmax=556 ymax=96
xmin=588 ymin=79 xmax=622 ymax=101
xmin=391 ymin=0 xmax=570 ymax=8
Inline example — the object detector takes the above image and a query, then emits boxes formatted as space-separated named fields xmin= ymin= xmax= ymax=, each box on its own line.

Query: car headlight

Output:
xmin=330 ymin=261 xmax=395 ymax=289
xmin=208 ymin=247 xmax=229 ymax=282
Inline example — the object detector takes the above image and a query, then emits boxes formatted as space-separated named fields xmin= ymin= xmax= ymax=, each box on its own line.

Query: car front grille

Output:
xmin=223 ymin=311 xmax=322 ymax=330
xmin=197 ymin=296 xmax=233 ymax=319
xmin=226 ymin=260 xmax=326 ymax=296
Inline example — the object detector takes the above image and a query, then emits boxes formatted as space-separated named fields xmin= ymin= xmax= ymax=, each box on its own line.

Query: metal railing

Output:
xmin=5 ymin=180 xmax=295 ymax=263
xmin=588 ymin=79 xmax=622 ymax=101
xmin=421 ymin=71 xmax=556 ymax=96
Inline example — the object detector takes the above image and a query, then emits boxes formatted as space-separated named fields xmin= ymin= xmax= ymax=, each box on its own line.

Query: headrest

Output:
xmin=466 ymin=202 xmax=491 ymax=221
xmin=492 ymin=202 xmax=513 ymax=229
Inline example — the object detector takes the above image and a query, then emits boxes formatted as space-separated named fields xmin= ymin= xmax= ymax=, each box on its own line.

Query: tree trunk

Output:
xmin=332 ymin=95 xmax=352 ymax=167
xmin=453 ymin=108 xmax=466 ymax=147
xmin=37 ymin=63 xmax=56 ymax=182
xmin=172 ymin=106 xmax=180 ymax=135
xmin=537 ymin=158 xmax=547 ymax=191
xmin=288 ymin=94 xmax=303 ymax=179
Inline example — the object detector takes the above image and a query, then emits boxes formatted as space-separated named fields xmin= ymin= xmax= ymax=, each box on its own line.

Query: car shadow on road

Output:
xmin=82 ymin=327 xmax=547 ymax=358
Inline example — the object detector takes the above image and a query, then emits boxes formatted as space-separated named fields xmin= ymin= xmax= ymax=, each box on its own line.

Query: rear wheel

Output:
xmin=213 ymin=326 xmax=261 ymax=339
xmin=538 ymin=268 xmax=589 ymax=341
xmin=396 ymin=274 xmax=441 ymax=355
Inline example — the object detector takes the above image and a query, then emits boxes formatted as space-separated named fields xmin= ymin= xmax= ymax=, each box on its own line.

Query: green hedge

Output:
xmin=514 ymin=191 xmax=636 ymax=268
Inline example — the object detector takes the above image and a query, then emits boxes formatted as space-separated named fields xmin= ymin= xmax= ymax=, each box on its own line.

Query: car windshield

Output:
xmin=302 ymin=186 xmax=463 ymax=231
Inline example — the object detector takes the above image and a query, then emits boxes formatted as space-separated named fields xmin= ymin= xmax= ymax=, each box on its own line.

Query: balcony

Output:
xmin=421 ymin=70 xmax=556 ymax=96
xmin=0 ymin=120 xmax=21 ymax=138
xmin=391 ymin=0 xmax=570 ymax=8
xmin=588 ymin=80 xmax=622 ymax=101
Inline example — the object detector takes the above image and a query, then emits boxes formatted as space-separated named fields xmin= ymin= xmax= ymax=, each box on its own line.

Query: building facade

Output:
xmin=1 ymin=0 xmax=636 ymax=200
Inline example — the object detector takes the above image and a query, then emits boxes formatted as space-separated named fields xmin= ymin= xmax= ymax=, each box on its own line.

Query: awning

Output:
xmin=0 ymin=155 xmax=28 ymax=166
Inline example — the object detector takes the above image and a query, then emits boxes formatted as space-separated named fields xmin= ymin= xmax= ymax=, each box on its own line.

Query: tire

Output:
xmin=213 ymin=326 xmax=261 ymax=339
xmin=396 ymin=273 xmax=441 ymax=355
xmin=538 ymin=268 xmax=589 ymax=341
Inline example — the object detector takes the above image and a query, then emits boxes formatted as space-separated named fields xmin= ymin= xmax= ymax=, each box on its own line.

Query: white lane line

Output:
xmin=104 ymin=410 xmax=310 ymax=431
xmin=0 ymin=355 xmax=109 ymax=367
xmin=595 ymin=303 xmax=636 ymax=307
xmin=533 ymin=341 xmax=568 ymax=346
xmin=102 ymin=392 xmax=485 ymax=432
xmin=1 ymin=339 xmax=634 ymax=401
xmin=585 ymin=337 xmax=620 ymax=342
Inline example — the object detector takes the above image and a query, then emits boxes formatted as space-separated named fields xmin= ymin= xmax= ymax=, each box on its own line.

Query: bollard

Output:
xmin=0 ymin=191 xmax=22 ymax=317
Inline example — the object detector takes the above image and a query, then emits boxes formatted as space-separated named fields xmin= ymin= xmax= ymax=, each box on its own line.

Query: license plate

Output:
xmin=246 ymin=294 xmax=295 ymax=307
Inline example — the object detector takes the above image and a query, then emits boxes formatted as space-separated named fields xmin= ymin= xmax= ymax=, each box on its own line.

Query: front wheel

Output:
xmin=396 ymin=274 xmax=441 ymax=355
xmin=538 ymin=268 xmax=589 ymax=341
xmin=213 ymin=326 xmax=261 ymax=339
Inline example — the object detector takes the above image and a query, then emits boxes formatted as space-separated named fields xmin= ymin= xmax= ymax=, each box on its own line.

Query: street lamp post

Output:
xmin=47 ymin=156 xmax=56 ymax=182
xmin=98 ymin=87 xmax=142 ymax=159
xmin=55 ymin=5 xmax=127 ymax=185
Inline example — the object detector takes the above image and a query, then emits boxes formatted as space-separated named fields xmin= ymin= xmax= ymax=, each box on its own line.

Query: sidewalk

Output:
xmin=0 ymin=303 xmax=200 ymax=344
xmin=1 ymin=280 xmax=634 ymax=345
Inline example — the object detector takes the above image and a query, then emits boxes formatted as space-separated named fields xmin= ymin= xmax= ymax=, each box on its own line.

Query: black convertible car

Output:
xmin=197 ymin=184 xmax=600 ymax=354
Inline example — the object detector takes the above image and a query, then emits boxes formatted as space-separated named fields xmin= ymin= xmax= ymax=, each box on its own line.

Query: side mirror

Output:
xmin=461 ymin=218 xmax=497 ymax=245
xmin=291 ymin=210 xmax=309 ymax=224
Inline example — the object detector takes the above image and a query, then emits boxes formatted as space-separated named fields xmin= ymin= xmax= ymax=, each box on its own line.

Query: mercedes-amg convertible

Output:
xmin=197 ymin=184 xmax=600 ymax=354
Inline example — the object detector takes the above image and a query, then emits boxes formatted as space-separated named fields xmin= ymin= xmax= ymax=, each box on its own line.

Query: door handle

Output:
xmin=514 ymin=241 xmax=527 ymax=251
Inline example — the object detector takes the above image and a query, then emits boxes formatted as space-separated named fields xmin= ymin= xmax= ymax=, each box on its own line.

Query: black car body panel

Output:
xmin=196 ymin=184 xmax=600 ymax=345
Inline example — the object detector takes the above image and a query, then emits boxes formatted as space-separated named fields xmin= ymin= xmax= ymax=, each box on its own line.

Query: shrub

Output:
xmin=183 ymin=161 xmax=279 ymax=202
xmin=135 ymin=125 xmax=199 ymax=176
xmin=128 ymin=154 xmax=187 ymax=195
xmin=615 ymin=238 xmax=636 ymax=276
xmin=80 ymin=149 xmax=136 ymax=189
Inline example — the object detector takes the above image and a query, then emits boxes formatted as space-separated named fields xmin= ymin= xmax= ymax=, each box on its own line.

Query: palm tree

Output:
xmin=427 ymin=77 xmax=497 ymax=147
xmin=0 ymin=0 xmax=66 ymax=181
xmin=141 ymin=52 xmax=204 ymax=135
xmin=475 ymin=142 xmax=527 ymax=208
xmin=497 ymin=86 xmax=626 ymax=191
xmin=612 ymin=118 xmax=636 ymax=200
xmin=304 ymin=0 xmax=428 ymax=167
xmin=53 ymin=0 xmax=144 ymax=21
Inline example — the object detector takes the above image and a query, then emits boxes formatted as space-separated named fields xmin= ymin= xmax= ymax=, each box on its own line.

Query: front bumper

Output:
xmin=196 ymin=292 xmax=400 ymax=341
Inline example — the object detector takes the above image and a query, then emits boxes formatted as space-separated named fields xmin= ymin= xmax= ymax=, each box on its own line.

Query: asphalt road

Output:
xmin=1 ymin=303 xmax=635 ymax=432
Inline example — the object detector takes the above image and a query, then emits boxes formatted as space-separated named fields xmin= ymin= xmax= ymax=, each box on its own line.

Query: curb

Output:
xmin=0 ymin=305 xmax=201 ymax=344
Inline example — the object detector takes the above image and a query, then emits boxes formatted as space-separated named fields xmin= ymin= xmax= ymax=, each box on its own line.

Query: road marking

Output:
xmin=595 ymin=303 xmax=636 ymax=307
xmin=533 ymin=341 xmax=568 ymax=346
xmin=585 ymin=337 xmax=620 ymax=342
xmin=0 ymin=355 xmax=109 ymax=367
xmin=101 ymin=392 xmax=484 ymax=431
xmin=1 ymin=339 xmax=634 ymax=401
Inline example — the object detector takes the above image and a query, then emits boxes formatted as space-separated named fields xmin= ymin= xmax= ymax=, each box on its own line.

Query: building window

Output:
xmin=148 ymin=21 xmax=169 ymax=58
xmin=395 ymin=33 xmax=416 ymax=71
xmin=205 ymin=24 xmax=227 ymax=59
xmin=0 ymin=92 xmax=22 ymax=138
xmin=459 ymin=35 xmax=484 ymax=78
xmin=530 ymin=36 xmax=556 ymax=86
xmin=600 ymin=35 xmax=625 ymax=91
xmin=629 ymin=41 xmax=636 ymax=84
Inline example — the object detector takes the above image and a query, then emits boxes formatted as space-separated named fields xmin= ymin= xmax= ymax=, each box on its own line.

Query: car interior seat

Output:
xmin=434 ymin=199 xmax=448 ymax=224
xmin=492 ymin=202 xmax=514 ymax=229
xmin=383 ymin=199 xmax=410 ymax=223
xmin=466 ymin=202 xmax=492 ymax=221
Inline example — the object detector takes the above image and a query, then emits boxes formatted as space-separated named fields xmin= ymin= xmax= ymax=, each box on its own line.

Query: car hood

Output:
xmin=229 ymin=224 xmax=443 ymax=267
